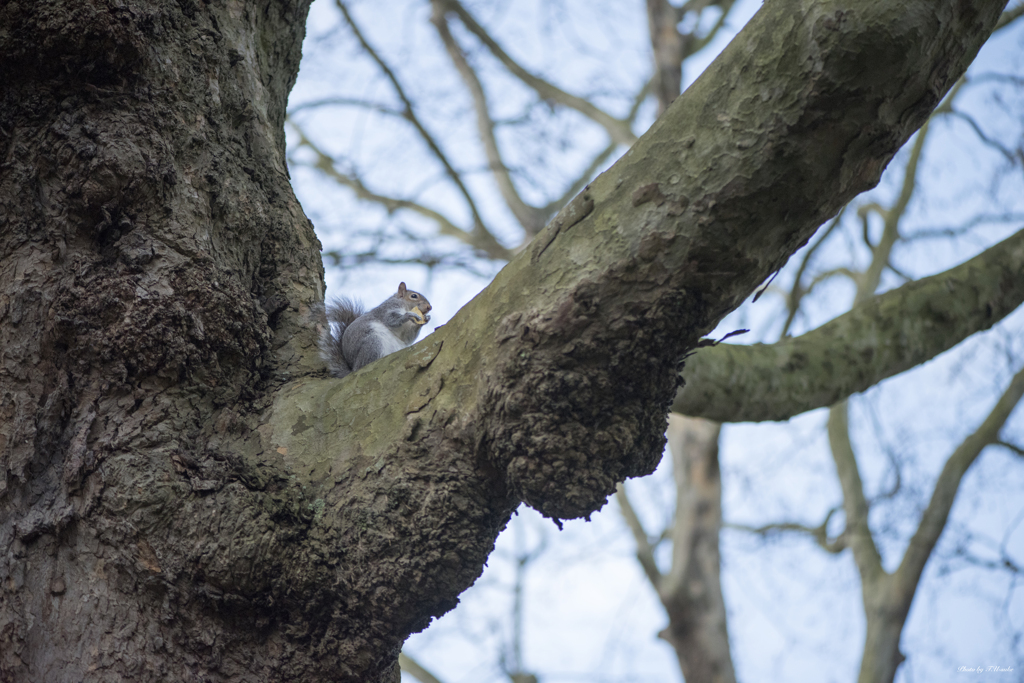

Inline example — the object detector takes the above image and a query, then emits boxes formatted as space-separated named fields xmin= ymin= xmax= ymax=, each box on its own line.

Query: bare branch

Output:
xmin=647 ymin=0 xmax=687 ymax=114
xmin=648 ymin=0 xmax=740 ymax=112
xmin=962 ymin=553 xmax=1023 ymax=573
xmin=335 ymin=0 xmax=492 ymax=236
xmin=537 ymin=79 xmax=652 ymax=219
xmin=400 ymin=652 xmax=446 ymax=683
xmin=885 ymin=258 xmax=914 ymax=284
xmin=288 ymin=96 xmax=404 ymax=118
xmin=903 ymin=212 xmax=1024 ymax=241
xmin=437 ymin=0 xmax=638 ymax=147
xmin=673 ymin=228 xmax=1024 ymax=422
xmin=430 ymin=2 xmax=549 ymax=237
xmin=858 ymin=117 xmax=932 ymax=303
xmin=805 ymin=266 xmax=860 ymax=291
xmin=726 ymin=507 xmax=846 ymax=553
xmin=948 ymin=110 xmax=1020 ymax=163
xmin=996 ymin=440 xmax=1024 ymax=458
xmin=936 ymin=77 xmax=1019 ymax=166
xmin=996 ymin=2 xmax=1024 ymax=31
xmin=829 ymin=402 xmax=885 ymax=582
xmin=289 ymin=122 xmax=514 ymax=261
xmin=541 ymin=142 xmax=617 ymax=217
xmin=616 ymin=483 xmax=663 ymax=588
xmin=324 ymin=248 xmax=497 ymax=279
xmin=858 ymin=201 xmax=884 ymax=249
xmin=937 ymin=528 xmax=1024 ymax=573
xmin=692 ymin=0 xmax=739 ymax=52
xmin=675 ymin=0 xmax=706 ymax=22
xmin=779 ymin=210 xmax=844 ymax=338
xmin=895 ymin=364 xmax=1024 ymax=597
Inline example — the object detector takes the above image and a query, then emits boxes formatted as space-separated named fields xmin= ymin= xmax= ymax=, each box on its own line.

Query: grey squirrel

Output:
xmin=319 ymin=282 xmax=432 ymax=378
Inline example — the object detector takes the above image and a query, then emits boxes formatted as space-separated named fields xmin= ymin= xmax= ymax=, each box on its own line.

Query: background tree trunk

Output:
xmin=0 ymin=1 xmax=1007 ymax=682
xmin=659 ymin=417 xmax=734 ymax=683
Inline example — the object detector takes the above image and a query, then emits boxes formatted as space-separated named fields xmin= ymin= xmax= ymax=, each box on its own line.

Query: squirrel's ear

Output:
xmin=398 ymin=282 xmax=407 ymax=296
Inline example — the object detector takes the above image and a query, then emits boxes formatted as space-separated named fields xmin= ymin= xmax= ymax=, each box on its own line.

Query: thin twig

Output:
xmin=725 ymin=507 xmax=846 ymax=553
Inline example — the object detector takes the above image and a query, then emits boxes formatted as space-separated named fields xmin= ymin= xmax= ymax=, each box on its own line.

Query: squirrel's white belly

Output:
xmin=370 ymin=320 xmax=408 ymax=356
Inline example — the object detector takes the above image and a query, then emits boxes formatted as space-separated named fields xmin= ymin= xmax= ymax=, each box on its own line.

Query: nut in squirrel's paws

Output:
xmin=411 ymin=307 xmax=428 ymax=325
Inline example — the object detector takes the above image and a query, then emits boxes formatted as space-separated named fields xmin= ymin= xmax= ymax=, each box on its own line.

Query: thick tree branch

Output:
xmin=673 ymin=228 xmax=1024 ymax=422
xmin=265 ymin=0 xmax=1007 ymax=677
xmin=852 ymin=364 xmax=1024 ymax=683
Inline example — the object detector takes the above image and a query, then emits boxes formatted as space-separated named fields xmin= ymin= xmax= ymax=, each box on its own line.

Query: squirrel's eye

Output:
xmin=411 ymin=293 xmax=418 ymax=299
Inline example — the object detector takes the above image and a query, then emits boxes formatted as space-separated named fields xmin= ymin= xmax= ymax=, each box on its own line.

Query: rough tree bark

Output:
xmin=0 ymin=0 xmax=325 ymax=679
xmin=0 ymin=1 xmax=1007 ymax=682
xmin=675 ymin=227 xmax=1024 ymax=421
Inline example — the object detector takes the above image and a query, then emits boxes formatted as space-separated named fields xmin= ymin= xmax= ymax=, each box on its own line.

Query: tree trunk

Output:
xmin=859 ymin=586 xmax=910 ymax=683
xmin=647 ymin=0 xmax=686 ymax=115
xmin=0 ymin=0 xmax=333 ymax=679
xmin=0 ymin=0 xmax=1006 ymax=681
xmin=658 ymin=416 xmax=735 ymax=683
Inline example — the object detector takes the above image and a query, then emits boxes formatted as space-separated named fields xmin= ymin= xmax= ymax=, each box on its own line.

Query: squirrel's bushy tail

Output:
xmin=319 ymin=297 xmax=365 ymax=378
